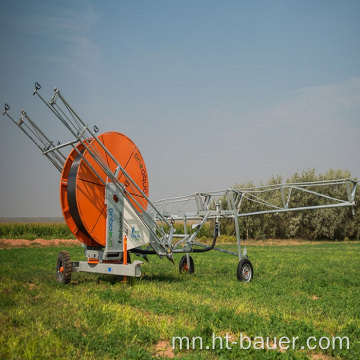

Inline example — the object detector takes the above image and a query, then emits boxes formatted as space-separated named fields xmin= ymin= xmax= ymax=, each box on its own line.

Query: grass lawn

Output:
xmin=0 ymin=242 xmax=359 ymax=359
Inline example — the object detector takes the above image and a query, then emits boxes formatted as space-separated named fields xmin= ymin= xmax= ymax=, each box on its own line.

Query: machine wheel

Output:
xmin=237 ymin=259 xmax=253 ymax=282
xmin=56 ymin=251 xmax=72 ymax=284
xmin=179 ymin=255 xmax=195 ymax=274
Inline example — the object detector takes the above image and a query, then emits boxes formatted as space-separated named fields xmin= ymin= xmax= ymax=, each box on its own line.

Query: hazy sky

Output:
xmin=1 ymin=0 xmax=359 ymax=217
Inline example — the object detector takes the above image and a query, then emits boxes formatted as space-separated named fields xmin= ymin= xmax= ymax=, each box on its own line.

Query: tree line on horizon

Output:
xmin=168 ymin=168 xmax=359 ymax=241
xmin=216 ymin=168 xmax=360 ymax=240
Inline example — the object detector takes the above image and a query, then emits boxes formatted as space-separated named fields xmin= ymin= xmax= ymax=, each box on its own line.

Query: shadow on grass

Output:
xmin=140 ymin=273 xmax=186 ymax=283
xmin=66 ymin=271 xmax=187 ymax=286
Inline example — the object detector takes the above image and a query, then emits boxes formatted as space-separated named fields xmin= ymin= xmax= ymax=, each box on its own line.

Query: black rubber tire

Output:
xmin=179 ymin=255 xmax=195 ymax=274
xmin=237 ymin=259 xmax=253 ymax=282
xmin=56 ymin=251 xmax=72 ymax=284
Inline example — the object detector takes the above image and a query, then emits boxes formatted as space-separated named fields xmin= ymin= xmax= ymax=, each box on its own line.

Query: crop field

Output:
xmin=0 ymin=241 xmax=359 ymax=360
xmin=0 ymin=223 xmax=75 ymax=240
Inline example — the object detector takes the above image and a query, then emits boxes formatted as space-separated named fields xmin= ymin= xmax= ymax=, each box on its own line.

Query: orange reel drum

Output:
xmin=59 ymin=132 xmax=149 ymax=246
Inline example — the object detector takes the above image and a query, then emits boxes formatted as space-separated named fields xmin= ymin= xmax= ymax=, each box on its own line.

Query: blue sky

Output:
xmin=1 ymin=0 xmax=359 ymax=217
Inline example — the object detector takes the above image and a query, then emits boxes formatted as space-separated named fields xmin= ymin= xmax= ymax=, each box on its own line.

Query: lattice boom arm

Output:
xmin=150 ymin=179 xmax=358 ymax=221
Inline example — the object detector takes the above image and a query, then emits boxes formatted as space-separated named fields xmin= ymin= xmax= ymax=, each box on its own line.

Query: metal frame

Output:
xmin=4 ymin=84 xmax=175 ymax=259
xmin=149 ymin=179 xmax=357 ymax=260
xmin=72 ymin=260 xmax=143 ymax=277
xmin=4 ymin=83 xmax=358 ymax=278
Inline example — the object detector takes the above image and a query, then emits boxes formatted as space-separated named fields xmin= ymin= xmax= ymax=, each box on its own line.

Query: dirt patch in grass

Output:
xmin=0 ymin=239 xmax=81 ymax=248
xmin=1 ymin=238 xmax=358 ymax=249
xmin=309 ymin=354 xmax=337 ymax=360
xmin=239 ymin=239 xmax=359 ymax=246
xmin=198 ymin=237 xmax=359 ymax=246
xmin=154 ymin=340 xmax=175 ymax=358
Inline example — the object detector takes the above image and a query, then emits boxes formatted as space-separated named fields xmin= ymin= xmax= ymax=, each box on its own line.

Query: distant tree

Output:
xmin=230 ymin=168 xmax=359 ymax=240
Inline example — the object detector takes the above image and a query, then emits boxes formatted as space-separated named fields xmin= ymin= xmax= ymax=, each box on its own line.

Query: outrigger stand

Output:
xmin=4 ymin=83 xmax=358 ymax=282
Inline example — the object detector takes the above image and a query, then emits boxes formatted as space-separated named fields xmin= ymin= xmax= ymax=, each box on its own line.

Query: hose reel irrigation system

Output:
xmin=4 ymin=83 xmax=358 ymax=283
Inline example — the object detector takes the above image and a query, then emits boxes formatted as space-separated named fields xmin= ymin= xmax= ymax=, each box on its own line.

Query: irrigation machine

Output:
xmin=3 ymin=83 xmax=358 ymax=283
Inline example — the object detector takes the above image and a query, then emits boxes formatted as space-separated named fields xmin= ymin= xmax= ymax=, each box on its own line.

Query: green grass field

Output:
xmin=0 ymin=242 xmax=359 ymax=359
xmin=0 ymin=223 xmax=75 ymax=240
